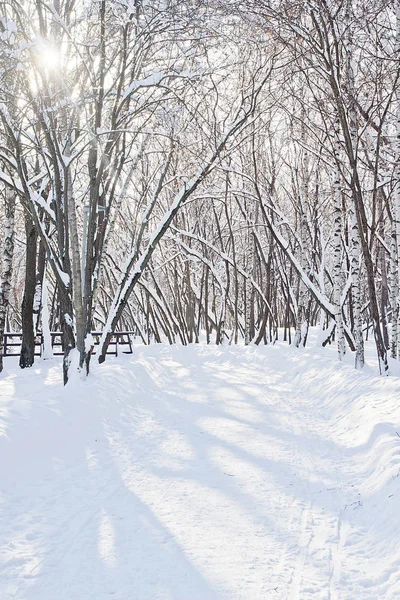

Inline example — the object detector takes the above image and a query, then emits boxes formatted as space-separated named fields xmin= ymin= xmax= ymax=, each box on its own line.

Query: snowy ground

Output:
xmin=1 ymin=337 xmax=400 ymax=600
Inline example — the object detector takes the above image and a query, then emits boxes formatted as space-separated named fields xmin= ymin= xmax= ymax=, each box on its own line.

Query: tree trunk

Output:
xmin=20 ymin=215 xmax=37 ymax=369
xmin=349 ymin=204 xmax=364 ymax=369
xmin=294 ymin=113 xmax=310 ymax=348
xmin=0 ymin=188 xmax=16 ymax=373
xmin=33 ymin=238 xmax=46 ymax=332
xmin=332 ymin=125 xmax=346 ymax=360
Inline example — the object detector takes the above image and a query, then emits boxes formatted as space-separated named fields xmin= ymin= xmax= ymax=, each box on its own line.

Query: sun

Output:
xmin=33 ymin=38 xmax=61 ymax=73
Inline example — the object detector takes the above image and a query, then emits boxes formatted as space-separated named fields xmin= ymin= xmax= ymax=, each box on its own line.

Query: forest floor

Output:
xmin=1 ymin=335 xmax=400 ymax=599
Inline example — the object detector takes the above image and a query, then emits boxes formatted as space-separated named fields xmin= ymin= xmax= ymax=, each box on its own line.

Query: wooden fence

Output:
xmin=2 ymin=331 xmax=135 ymax=358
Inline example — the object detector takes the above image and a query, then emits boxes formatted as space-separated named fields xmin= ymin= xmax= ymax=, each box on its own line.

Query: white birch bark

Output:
xmin=392 ymin=0 xmax=400 ymax=359
xmin=349 ymin=203 xmax=364 ymax=369
xmin=294 ymin=115 xmax=310 ymax=348
xmin=0 ymin=187 xmax=16 ymax=372
xmin=41 ymin=266 xmax=53 ymax=360
xmin=389 ymin=220 xmax=399 ymax=358
xmin=65 ymin=154 xmax=84 ymax=369
xmin=344 ymin=0 xmax=364 ymax=370
xmin=332 ymin=127 xmax=346 ymax=360
xmin=244 ymin=217 xmax=253 ymax=346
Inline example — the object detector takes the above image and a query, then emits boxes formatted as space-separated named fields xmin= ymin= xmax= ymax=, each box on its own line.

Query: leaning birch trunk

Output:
xmin=92 ymin=141 xmax=146 ymax=313
xmin=331 ymin=127 xmax=346 ymax=360
xmin=98 ymin=102 xmax=261 ymax=363
xmin=0 ymin=187 xmax=16 ymax=373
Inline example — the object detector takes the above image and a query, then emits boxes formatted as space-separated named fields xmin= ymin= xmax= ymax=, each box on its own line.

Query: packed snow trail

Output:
xmin=1 ymin=342 xmax=400 ymax=599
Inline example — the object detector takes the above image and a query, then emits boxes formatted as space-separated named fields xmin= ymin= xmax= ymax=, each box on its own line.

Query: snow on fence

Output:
xmin=2 ymin=331 xmax=135 ymax=358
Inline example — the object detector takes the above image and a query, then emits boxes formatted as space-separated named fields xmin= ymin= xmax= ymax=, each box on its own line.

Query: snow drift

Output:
xmin=1 ymin=339 xmax=400 ymax=599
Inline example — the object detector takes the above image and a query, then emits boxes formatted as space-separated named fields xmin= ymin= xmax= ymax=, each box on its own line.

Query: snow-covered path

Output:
xmin=1 ymin=343 xmax=400 ymax=599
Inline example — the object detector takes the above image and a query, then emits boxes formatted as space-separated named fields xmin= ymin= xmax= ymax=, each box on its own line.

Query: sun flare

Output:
xmin=34 ymin=39 xmax=61 ymax=73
